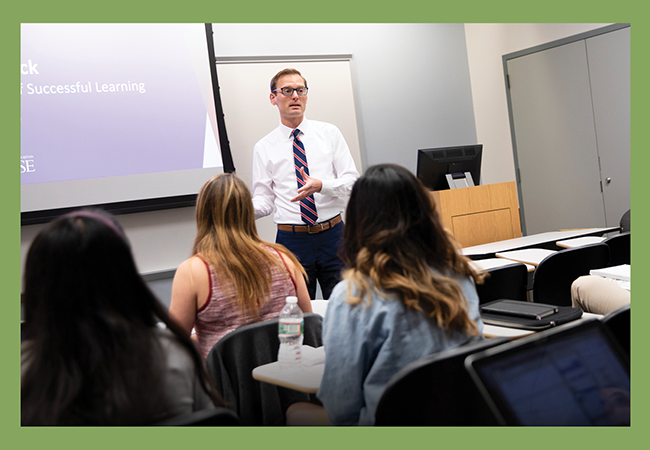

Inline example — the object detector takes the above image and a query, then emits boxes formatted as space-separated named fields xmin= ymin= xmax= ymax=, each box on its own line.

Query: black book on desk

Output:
xmin=480 ymin=299 xmax=582 ymax=331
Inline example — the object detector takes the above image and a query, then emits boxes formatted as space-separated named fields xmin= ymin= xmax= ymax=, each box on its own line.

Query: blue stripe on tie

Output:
xmin=301 ymin=203 xmax=318 ymax=216
xmin=303 ymin=196 xmax=316 ymax=206
xmin=300 ymin=212 xmax=316 ymax=224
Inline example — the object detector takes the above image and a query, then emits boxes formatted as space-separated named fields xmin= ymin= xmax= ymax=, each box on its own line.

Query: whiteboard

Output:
xmin=216 ymin=58 xmax=363 ymax=242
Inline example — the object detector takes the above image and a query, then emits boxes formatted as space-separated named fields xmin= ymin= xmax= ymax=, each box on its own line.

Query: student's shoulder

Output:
xmin=327 ymin=279 xmax=394 ymax=314
xmin=176 ymin=255 xmax=210 ymax=278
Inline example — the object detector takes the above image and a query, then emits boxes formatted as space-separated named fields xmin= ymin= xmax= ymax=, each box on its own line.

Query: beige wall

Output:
xmin=464 ymin=23 xmax=611 ymax=186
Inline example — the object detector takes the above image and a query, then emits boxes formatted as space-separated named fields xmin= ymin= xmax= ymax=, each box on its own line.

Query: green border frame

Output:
xmin=4 ymin=1 xmax=646 ymax=448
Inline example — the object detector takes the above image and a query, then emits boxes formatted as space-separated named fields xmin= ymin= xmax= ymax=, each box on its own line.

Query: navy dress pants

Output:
xmin=276 ymin=221 xmax=345 ymax=300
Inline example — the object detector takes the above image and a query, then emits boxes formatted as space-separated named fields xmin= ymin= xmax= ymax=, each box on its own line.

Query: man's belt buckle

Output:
xmin=308 ymin=223 xmax=324 ymax=234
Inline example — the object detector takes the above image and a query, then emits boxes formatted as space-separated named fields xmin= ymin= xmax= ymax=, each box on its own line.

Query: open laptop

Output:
xmin=465 ymin=319 xmax=630 ymax=426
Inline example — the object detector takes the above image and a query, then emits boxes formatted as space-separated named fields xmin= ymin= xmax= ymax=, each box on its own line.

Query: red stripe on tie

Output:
xmin=301 ymin=203 xmax=317 ymax=216
xmin=303 ymin=196 xmax=316 ymax=206
xmin=300 ymin=212 xmax=316 ymax=224
xmin=293 ymin=142 xmax=306 ymax=155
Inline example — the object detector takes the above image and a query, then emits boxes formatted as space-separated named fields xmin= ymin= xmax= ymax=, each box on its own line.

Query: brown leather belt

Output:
xmin=277 ymin=214 xmax=342 ymax=234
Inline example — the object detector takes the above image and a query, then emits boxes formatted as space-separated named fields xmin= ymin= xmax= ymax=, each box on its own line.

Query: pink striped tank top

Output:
xmin=194 ymin=247 xmax=297 ymax=358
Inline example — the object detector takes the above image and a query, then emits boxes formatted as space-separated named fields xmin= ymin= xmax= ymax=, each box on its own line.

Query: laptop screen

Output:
xmin=467 ymin=320 xmax=630 ymax=426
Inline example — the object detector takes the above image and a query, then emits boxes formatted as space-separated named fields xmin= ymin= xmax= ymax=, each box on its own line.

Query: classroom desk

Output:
xmin=251 ymin=313 xmax=602 ymax=393
xmin=252 ymin=361 xmax=323 ymax=394
xmin=482 ymin=324 xmax=535 ymax=339
xmin=495 ymin=248 xmax=557 ymax=268
xmin=470 ymin=258 xmax=535 ymax=273
xmin=555 ymin=236 xmax=605 ymax=249
xmin=462 ymin=227 xmax=619 ymax=259
xmin=310 ymin=300 xmax=329 ymax=318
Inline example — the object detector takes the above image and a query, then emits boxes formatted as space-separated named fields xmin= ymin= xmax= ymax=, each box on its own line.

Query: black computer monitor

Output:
xmin=416 ymin=144 xmax=483 ymax=191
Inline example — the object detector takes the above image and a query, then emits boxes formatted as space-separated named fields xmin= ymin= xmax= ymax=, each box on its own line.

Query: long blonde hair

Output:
xmin=342 ymin=164 xmax=483 ymax=336
xmin=193 ymin=173 xmax=306 ymax=318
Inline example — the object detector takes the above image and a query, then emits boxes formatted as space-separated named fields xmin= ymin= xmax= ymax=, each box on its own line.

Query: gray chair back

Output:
xmin=603 ymin=232 xmax=630 ymax=266
xmin=532 ymin=243 xmax=610 ymax=306
xmin=602 ymin=305 xmax=630 ymax=357
xmin=475 ymin=262 xmax=528 ymax=305
xmin=205 ymin=313 xmax=323 ymax=426
xmin=374 ymin=337 xmax=510 ymax=426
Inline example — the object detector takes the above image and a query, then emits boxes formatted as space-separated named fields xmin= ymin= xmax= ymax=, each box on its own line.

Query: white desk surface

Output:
xmin=252 ymin=361 xmax=324 ymax=394
xmin=470 ymin=258 xmax=535 ymax=273
xmin=462 ymin=227 xmax=619 ymax=257
xmin=482 ymin=325 xmax=535 ymax=339
xmin=555 ymin=236 xmax=605 ymax=249
xmin=495 ymin=248 xmax=557 ymax=267
xmin=310 ymin=299 xmax=329 ymax=318
xmin=483 ymin=312 xmax=602 ymax=339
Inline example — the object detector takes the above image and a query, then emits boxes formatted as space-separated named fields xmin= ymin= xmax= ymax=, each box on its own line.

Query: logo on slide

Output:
xmin=21 ymin=155 xmax=35 ymax=174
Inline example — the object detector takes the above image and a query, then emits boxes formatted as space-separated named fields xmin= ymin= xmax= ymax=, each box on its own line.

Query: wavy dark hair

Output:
xmin=342 ymin=164 xmax=483 ymax=335
xmin=21 ymin=209 xmax=223 ymax=425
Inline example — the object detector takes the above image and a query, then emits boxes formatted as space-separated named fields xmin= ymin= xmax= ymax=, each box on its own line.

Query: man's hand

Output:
xmin=291 ymin=167 xmax=322 ymax=202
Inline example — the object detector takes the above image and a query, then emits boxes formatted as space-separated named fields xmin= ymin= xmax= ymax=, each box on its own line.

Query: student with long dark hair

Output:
xmin=169 ymin=173 xmax=312 ymax=359
xmin=289 ymin=164 xmax=484 ymax=426
xmin=21 ymin=210 xmax=223 ymax=426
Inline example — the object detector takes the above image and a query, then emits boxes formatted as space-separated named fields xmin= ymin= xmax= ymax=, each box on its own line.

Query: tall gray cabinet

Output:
xmin=504 ymin=24 xmax=630 ymax=235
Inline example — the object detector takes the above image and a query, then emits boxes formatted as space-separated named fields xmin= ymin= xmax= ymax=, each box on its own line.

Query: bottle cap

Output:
xmin=286 ymin=296 xmax=298 ymax=304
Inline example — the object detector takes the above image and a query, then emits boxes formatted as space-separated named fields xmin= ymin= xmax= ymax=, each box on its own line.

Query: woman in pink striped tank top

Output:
xmin=169 ymin=174 xmax=312 ymax=358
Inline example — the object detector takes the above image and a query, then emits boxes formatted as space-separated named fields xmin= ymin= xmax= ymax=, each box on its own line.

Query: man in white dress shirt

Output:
xmin=252 ymin=68 xmax=359 ymax=299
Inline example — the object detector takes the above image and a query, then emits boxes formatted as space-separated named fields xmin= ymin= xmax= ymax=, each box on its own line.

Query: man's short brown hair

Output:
xmin=270 ymin=68 xmax=308 ymax=92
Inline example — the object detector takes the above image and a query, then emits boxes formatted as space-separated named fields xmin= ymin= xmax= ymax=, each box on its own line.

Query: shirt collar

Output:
xmin=279 ymin=117 xmax=308 ymax=139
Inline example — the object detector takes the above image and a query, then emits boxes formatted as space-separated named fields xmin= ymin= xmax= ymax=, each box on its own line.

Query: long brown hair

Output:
xmin=342 ymin=164 xmax=483 ymax=336
xmin=193 ymin=173 xmax=306 ymax=318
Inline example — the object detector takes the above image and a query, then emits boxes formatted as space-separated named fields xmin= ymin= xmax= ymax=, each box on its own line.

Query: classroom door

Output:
xmin=585 ymin=27 xmax=631 ymax=230
xmin=506 ymin=27 xmax=630 ymax=235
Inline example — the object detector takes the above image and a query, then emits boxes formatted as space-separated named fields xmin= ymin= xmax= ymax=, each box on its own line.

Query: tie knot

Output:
xmin=292 ymin=129 xmax=301 ymax=139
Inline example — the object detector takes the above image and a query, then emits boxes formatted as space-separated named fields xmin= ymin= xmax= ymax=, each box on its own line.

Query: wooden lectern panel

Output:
xmin=430 ymin=182 xmax=521 ymax=248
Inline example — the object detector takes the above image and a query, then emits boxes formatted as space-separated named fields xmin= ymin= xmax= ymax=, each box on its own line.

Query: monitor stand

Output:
xmin=446 ymin=172 xmax=475 ymax=189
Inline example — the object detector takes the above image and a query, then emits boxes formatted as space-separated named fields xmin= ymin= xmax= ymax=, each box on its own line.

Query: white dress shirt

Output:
xmin=252 ymin=118 xmax=360 ymax=224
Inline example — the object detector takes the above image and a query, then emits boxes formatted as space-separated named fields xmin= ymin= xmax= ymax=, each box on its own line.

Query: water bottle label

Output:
xmin=278 ymin=320 xmax=303 ymax=336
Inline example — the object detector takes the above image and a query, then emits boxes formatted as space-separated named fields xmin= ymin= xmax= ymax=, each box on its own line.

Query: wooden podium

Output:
xmin=430 ymin=181 xmax=522 ymax=248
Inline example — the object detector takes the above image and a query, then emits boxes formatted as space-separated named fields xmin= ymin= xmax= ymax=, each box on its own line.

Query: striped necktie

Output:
xmin=292 ymin=128 xmax=318 ymax=225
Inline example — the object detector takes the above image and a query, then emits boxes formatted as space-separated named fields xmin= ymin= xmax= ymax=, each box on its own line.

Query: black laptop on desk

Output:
xmin=465 ymin=319 xmax=630 ymax=426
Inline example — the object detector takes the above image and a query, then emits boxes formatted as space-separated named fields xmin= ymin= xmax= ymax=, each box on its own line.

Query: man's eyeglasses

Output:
xmin=273 ymin=86 xmax=309 ymax=97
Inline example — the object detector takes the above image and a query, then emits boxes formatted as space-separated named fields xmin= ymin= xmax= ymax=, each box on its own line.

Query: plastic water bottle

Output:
xmin=278 ymin=296 xmax=303 ymax=369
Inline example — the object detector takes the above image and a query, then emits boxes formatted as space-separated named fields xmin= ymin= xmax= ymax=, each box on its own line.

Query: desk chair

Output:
xmin=602 ymin=304 xmax=630 ymax=357
xmin=475 ymin=262 xmax=528 ymax=305
xmin=532 ymin=243 xmax=610 ymax=307
xmin=603 ymin=232 xmax=630 ymax=266
xmin=374 ymin=337 xmax=510 ymax=426
xmin=620 ymin=209 xmax=631 ymax=233
xmin=205 ymin=313 xmax=323 ymax=426
xmin=155 ymin=407 xmax=240 ymax=426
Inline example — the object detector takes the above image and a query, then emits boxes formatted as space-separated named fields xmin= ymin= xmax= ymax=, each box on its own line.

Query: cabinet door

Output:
xmin=586 ymin=27 xmax=631 ymax=228
xmin=507 ymin=41 xmax=606 ymax=234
